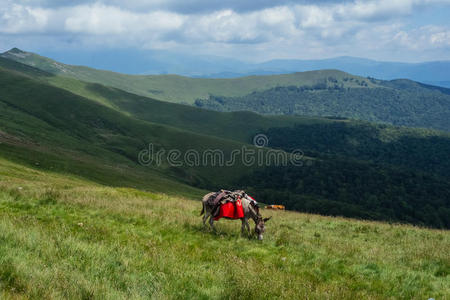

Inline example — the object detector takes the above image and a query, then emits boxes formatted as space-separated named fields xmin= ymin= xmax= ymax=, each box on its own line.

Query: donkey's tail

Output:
xmin=200 ymin=203 xmax=205 ymax=216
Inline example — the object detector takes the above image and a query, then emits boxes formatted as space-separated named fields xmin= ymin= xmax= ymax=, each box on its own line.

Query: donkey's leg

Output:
xmin=204 ymin=213 xmax=213 ymax=230
xmin=245 ymin=219 xmax=251 ymax=236
xmin=209 ymin=215 xmax=216 ymax=231
xmin=202 ymin=204 xmax=209 ymax=227
xmin=202 ymin=213 xmax=208 ymax=227
xmin=241 ymin=218 xmax=247 ymax=235
xmin=241 ymin=218 xmax=250 ymax=236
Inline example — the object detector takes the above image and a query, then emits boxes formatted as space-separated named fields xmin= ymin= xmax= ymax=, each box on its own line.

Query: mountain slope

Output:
xmin=3 ymin=48 xmax=450 ymax=132
xmin=0 ymin=48 xmax=380 ymax=104
xmin=3 ymin=55 xmax=448 ymax=177
xmin=1 ymin=57 xmax=450 ymax=228
xmin=0 ymin=55 xmax=349 ymax=143
xmin=1 ymin=157 xmax=448 ymax=298
xmin=0 ymin=64 xmax=266 ymax=192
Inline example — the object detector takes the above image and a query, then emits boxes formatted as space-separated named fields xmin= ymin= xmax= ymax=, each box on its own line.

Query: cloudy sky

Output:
xmin=1 ymin=0 xmax=450 ymax=62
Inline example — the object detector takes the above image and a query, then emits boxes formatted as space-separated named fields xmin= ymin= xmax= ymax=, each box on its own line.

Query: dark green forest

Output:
xmin=195 ymin=78 xmax=450 ymax=131
xmin=264 ymin=122 xmax=450 ymax=177
xmin=235 ymin=122 xmax=450 ymax=228
xmin=240 ymin=159 xmax=450 ymax=228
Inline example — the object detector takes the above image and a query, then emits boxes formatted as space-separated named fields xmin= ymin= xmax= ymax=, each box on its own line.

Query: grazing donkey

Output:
xmin=201 ymin=191 xmax=271 ymax=240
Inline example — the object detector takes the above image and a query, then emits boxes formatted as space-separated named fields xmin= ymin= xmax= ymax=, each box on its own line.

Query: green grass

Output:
xmin=0 ymin=157 xmax=449 ymax=299
xmin=0 ymin=142 xmax=204 ymax=200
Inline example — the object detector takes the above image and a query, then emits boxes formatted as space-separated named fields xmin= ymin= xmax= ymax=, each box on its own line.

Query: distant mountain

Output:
xmin=1 ymin=47 xmax=251 ymax=77
xmin=3 ymin=48 xmax=449 ymax=87
xmin=255 ymin=57 xmax=450 ymax=89
xmin=202 ymin=56 xmax=450 ymax=88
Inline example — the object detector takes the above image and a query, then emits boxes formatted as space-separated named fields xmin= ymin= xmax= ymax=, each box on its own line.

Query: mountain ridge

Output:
xmin=0 ymin=48 xmax=381 ymax=102
xmin=3 ymin=48 xmax=449 ymax=87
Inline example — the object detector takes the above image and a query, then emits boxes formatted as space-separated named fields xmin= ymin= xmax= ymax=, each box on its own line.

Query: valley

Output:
xmin=0 ymin=53 xmax=449 ymax=229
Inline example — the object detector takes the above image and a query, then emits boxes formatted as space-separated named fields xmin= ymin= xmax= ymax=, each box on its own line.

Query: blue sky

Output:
xmin=1 ymin=0 xmax=449 ymax=63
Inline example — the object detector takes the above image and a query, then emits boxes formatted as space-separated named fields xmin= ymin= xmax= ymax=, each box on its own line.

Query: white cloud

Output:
xmin=429 ymin=28 xmax=450 ymax=46
xmin=1 ymin=0 xmax=449 ymax=61
xmin=338 ymin=0 xmax=414 ymax=21
xmin=63 ymin=4 xmax=184 ymax=35
xmin=0 ymin=3 xmax=49 ymax=33
xmin=182 ymin=7 xmax=300 ymax=44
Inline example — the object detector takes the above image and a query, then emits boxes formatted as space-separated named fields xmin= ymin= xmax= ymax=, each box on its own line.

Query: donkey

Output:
xmin=200 ymin=191 xmax=271 ymax=240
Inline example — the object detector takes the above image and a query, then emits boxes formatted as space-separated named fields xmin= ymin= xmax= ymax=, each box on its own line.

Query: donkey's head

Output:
xmin=255 ymin=216 xmax=271 ymax=240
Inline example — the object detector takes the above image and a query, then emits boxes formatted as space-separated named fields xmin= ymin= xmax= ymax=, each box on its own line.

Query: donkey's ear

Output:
xmin=263 ymin=216 xmax=272 ymax=222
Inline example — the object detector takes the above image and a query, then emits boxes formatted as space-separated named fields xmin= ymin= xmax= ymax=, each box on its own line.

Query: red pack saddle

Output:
xmin=214 ymin=199 xmax=244 ymax=220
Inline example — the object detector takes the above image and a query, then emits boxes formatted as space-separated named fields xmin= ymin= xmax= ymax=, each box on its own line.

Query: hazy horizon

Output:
xmin=3 ymin=46 xmax=450 ymax=65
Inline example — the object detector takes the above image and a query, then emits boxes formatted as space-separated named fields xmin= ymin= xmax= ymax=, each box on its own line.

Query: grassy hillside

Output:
xmin=0 ymin=64 xmax=269 ymax=191
xmin=48 ymin=81 xmax=309 ymax=143
xmin=1 ymin=157 xmax=449 ymax=299
xmin=0 ymin=56 xmax=308 ymax=143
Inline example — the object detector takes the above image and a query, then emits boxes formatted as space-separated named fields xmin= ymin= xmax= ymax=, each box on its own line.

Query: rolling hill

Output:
xmin=0 ymin=55 xmax=449 ymax=228
xmin=0 ymin=60 xmax=257 ymax=193
xmin=0 ymin=48 xmax=381 ymax=104
xmin=0 ymin=56 xmax=309 ymax=144
xmin=3 ymin=48 xmax=450 ymax=132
